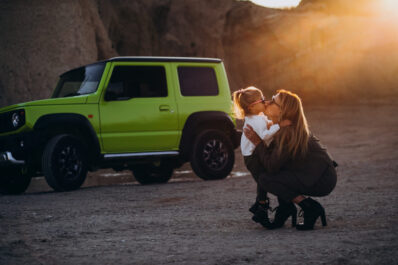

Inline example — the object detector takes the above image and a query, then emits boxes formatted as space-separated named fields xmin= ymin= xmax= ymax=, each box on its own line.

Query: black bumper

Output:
xmin=0 ymin=152 xmax=25 ymax=166
xmin=0 ymin=131 xmax=40 ymax=164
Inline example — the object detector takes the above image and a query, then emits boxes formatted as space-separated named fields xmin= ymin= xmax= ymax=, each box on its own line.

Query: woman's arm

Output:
xmin=244 ymin=125 xmax=289 ymax=174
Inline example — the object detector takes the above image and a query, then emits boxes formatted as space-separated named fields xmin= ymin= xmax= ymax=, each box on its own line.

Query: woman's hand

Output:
xmin=279 ymin=119 xmax=292 ymax=127
xmin=243 ymin=125 xmax=262 ymax=146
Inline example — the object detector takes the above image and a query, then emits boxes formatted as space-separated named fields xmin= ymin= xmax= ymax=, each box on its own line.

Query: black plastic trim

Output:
xmin=179 ymin=111 xmax=240 ymax=161
xmin=108 ymin=56 xmax=222 ymax=63
xmin=0 ymin=130 xmax=39 ymax=161
xmin=34 ymin=114 xmax=101 ymax=163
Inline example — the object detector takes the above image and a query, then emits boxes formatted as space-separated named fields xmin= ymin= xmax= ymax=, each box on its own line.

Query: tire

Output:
xmin=191 ymin=129 xmax=234 ymax=180
xmin=131 ymin=160 xmax=173 ymax=185
xmin=0 ymin=167 xmax=32 ymax=195
xmin=42 ymin=134 xmax=88 ymax=192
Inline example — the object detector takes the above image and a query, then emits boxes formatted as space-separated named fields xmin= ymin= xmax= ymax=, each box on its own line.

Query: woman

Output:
xmin=244 ymin=89 xmax=337 ymax=230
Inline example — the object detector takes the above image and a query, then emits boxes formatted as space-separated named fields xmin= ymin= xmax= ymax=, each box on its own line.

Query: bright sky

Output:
xmin=249 ymin=0 xmax=301 ymax=8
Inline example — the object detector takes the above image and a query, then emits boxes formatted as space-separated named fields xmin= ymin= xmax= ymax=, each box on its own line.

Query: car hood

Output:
xmin=0 ymin=96 xmax=88 ymax=113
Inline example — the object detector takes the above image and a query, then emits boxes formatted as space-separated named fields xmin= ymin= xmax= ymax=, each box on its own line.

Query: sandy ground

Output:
xmin=1 ymin=103 xmax=397 ymax=265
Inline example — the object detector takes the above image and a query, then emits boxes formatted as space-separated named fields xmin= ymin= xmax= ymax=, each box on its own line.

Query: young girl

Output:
xmin=232 ymin=86 xmax=289 ymax=227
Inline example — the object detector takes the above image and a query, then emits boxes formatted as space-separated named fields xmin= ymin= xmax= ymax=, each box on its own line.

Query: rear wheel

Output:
xmin=0 ymin=167 xmax=32 ymax=195
xmin=42 ymin=134 xmax=88 ymax=191
xmin=131 ymin=160 xmax=173 ymax=185
xmin=191 ymin=130 xmax=234 ymax=180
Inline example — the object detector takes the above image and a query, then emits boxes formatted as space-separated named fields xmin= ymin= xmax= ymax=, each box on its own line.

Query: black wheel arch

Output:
xmin=34 ymin=113 xmax=101 ymax=165
xmin=179 ymin=111 xmax=240 ymax=161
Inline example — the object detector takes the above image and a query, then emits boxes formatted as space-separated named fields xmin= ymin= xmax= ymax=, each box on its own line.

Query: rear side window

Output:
xmin=105 ymin=66 xmax=167 ymax=101
xmin=178 ymin=67 xmax=219 ymax=96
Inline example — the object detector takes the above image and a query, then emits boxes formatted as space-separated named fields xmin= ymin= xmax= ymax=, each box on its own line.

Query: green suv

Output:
xmin=0 ymin=57 xmax=240 ymax=194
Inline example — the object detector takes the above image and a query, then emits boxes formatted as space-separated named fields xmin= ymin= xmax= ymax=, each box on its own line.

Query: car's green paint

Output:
xmin=0 ymin=59 xmax=234 ymax=153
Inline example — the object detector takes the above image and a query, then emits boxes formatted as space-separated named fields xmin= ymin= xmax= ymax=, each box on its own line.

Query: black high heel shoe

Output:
xmin=296 ymin=198 xmax=327 ymax=231
xmin=269 ymin=198 xmax=297 ymax=229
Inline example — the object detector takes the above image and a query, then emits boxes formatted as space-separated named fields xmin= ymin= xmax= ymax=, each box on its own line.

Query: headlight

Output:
xmin=10 ymin=109 xmax=25 ymax=129
xmin=12 ymin=113 xmax=20 ymax=127
xmin=0 ymin=109 xmax=25 ymax=133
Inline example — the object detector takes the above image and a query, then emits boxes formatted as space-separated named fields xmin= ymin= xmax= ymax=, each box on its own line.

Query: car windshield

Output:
xmin=52 ymin=63 xmax=105 ymax=98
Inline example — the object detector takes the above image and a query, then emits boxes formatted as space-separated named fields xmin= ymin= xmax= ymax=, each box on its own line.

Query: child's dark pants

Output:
xmin=244 ymin=155 xmax=268 ymax=202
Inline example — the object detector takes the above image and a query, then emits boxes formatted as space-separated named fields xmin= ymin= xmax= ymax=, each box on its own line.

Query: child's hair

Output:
xmin=232 ymin=86 xmax=264 ymax=119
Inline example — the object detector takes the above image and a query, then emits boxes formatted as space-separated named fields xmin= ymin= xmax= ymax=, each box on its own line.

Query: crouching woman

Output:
xmin=244 ymin=89 xmax=337 ymax=230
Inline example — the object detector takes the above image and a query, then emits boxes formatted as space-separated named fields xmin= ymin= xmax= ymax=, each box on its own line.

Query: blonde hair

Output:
xmin=232 ymin=86 xmax=263 ymax=119
xmin=274 ymin=89 xmax=310 ymax=159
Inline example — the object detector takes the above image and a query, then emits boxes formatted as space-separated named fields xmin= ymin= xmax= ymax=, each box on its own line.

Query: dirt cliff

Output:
xmin=0 ymin=0 xmax=397 ymax=107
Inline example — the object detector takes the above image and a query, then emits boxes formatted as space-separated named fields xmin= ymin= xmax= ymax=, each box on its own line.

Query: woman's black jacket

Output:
xmin=252 ymin=134 xmax=335 ymax=187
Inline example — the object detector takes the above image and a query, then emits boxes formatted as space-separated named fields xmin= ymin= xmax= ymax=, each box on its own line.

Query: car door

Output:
xmin=99 ymin=62 xmax=179 ymax=153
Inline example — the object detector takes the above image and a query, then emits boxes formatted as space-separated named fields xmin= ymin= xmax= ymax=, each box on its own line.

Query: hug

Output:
xmin=233 ymin=88 xmax=337 ymax=231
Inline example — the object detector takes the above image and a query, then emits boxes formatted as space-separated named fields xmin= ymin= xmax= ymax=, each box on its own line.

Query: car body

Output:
xmin=0 ymin=57 xmax=241 ymax=194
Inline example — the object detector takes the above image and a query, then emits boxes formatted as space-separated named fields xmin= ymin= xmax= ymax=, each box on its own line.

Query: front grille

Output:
xmin=0 ymin=112 xmax=12 ymax=133
xmin=0 ymin=136 xmax=5 ymax=151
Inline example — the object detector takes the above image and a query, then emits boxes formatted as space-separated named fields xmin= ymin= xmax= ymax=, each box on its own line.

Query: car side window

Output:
xmin=105 ymin=66 xmax=167 ymax=101
xmin=178 ymin=67 xmax=219 ymax=96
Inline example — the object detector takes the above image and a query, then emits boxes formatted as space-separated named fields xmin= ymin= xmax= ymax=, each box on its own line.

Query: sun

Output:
xmin=249 ymin=0 xmax=301 ymax=9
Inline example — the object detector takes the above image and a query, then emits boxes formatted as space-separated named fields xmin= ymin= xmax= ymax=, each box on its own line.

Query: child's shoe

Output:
xmin=251 ymin=201 xmax=273 ymax=229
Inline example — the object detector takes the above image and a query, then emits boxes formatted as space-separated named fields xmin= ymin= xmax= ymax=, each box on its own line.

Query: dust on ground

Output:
xmin=1 ymin=103 xmax=397 ymax=265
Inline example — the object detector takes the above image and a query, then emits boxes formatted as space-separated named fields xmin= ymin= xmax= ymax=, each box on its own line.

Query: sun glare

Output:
xmin=249 ymin=0 xmax=301 ymax=9
xmin=379 ymin=0 xmax=398 ymax=16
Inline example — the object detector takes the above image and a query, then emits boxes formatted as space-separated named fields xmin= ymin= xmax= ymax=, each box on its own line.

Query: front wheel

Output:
xmin=131 ymin=161 xmax=174 ymax=185
xmin=0 ymin=167 xmax=32 ymax=195
xmin=42 ymin=134 xmax=88 ymax=192
xmin=191 ymin=130 xmax=235 ymax=180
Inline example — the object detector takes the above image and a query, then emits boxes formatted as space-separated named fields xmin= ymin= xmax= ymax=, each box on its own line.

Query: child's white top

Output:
xmin=241 ymin=113 xmax=280 ymax=156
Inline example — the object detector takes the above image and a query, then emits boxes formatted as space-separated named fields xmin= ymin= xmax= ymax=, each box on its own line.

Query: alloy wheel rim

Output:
xmin=202 ymin=139 xmax=228 ymax=170
xmin=57 ymin=145 xmax=82 ymax=180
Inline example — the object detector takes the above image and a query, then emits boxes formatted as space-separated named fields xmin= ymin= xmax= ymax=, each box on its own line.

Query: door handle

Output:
xmin=159 ymin=105 xmax=171 ymax=112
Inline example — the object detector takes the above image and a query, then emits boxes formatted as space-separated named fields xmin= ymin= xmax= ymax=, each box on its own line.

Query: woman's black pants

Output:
xmin=258 ymin=165 xmax=337 ymax=203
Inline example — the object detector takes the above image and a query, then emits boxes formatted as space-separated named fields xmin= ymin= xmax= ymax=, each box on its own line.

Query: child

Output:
xmin=232 ymin=86 xmax=287 ymax=227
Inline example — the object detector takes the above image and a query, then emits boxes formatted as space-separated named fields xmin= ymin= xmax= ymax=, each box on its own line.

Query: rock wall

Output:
xmin=0 ymin=0 xmax=116 ymax=106
xmin=1 ymin=0 xmax=397 ymax=107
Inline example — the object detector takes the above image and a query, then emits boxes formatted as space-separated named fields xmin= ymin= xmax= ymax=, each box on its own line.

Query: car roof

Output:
xmin=60 ymin=57 xmax=222 ymax=76
xmin=107 ymin=56 xmax=222 ymax=63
